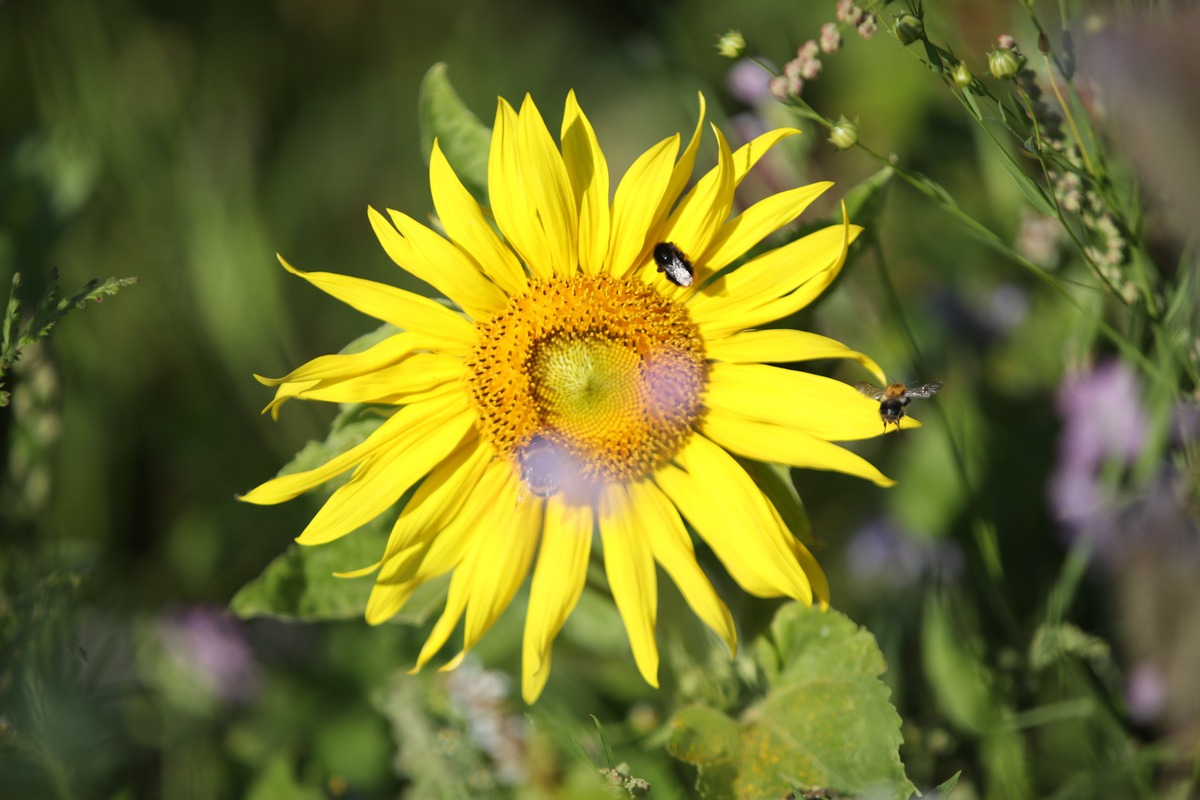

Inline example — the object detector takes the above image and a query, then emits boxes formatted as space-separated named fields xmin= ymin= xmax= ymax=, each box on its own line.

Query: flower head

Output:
xmin=242 ymin=92 xmax=900 ymax=702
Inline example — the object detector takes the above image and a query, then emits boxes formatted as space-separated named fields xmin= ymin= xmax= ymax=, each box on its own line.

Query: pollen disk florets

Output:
xmin=465 ymin=275 xmax=707 ymax=490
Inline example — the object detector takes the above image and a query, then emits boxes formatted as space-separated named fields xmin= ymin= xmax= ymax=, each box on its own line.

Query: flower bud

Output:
xmin=894 ymin=13 xmax=924 ymax=45
xmin=828 ymin=115 xmax=859 ymax=150
xmin=988 ymin=47 xmax=1023 ymax=79
xmin=951 ymin=61 xmax=973 ymax=88
xmin=715 ymin=29 xmax=746 ymax=58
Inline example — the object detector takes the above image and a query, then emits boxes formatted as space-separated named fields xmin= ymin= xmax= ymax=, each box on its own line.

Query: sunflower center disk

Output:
xmin=465 ymin=275 xmax=708 ymax=495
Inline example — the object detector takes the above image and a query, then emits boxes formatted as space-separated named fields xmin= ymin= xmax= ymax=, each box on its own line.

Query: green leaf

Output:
xmin=669 ymin=604 xmax=916 ymax=800
xmin=933 ymin=771 xmax=961 ymax=797
xmin=667 ymin=705 xmax=742 ymax=799
xmin=999 ymin=157 xmax=1057 ymax=216
xmin=229 ymin=525 xmax=381 ymax=620
xmin=418 ymin=62 xmax=492 ymax=201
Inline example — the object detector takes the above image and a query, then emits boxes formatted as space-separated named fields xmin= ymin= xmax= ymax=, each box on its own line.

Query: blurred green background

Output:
xmin=3 ymin=0 xmax=1197 ymax=797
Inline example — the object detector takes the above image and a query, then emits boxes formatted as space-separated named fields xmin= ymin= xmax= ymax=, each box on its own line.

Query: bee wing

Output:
xmin=855 ymin=382 xmax=886 ymax=401
xmin=905 ymin=381 xmax=943 ymax=399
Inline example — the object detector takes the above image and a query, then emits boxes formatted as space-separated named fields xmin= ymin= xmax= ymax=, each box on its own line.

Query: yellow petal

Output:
xmin=412 ymin=467 xmax=531 ymax=672
xmin=277 ymin=255 xmax=475 ymax=350
xmin=705 ymin=363 xmax=891 ymax=441
xmin=333 ymin=562 xmax=380 ymax=579
xmin=653 ymin=434 xmax=814 ymax=602
xmin=522 ymin=498 xmax=593 ymax=703
xmin=280 ymin=354 xmax=464 ymax=407
xmin=429 ymin=141 xmax=528 ymax=296
xmin=729 ymin=127 xmax=801 ymax=183
xmin=377 ymin=439 xmax=493 ymax=566
xmin=412 ymin=558 xmax=474 ymax=672
xmin=702 ymin=182 xmax=832 ymax=272
xmin=696 ymin=209 xmax=859 ymax=336
xmin=460 ymin=486 xmax=543 ymax=655
xmin=771 ymin=503 xmax=830 ymax=609
xmin=700 ymin=409 xmax=895 ymax=488
xmin=296 ymin=397 xmax=476 ymax=545
xmin=262 ymin=378 xmax=319 ymax=420
xmin=366 ymin=451 xmax=505 ymax=624
xmin=705 ymin=329 xmax=886 ymax=385
xmin=599 ymin=482 xmax=659 ymax=688
xmin=399 ymin=460 xmax=516 ymax=583
xmin=489 ymin=98 xmax=550 ymax=279
xmin=655 ymin=92 xmax=707 ymax=229
xmin=370 ymin=206 xmax=508 ymax=319
xmin=627 ymin=479 xmax=736 ymax=656
xmin=605 ymin=135 xmax=680 ymax=278
xmin=607 ymin=92 xmax=706 ymax=279
xmin=405 ymin=464 xmax=518 ymax=667
xmin=517 ymin=94 xmax=579 ymax=277
xmin=688 ymin=222 xmax=858 ymax=322
xmin=239 ymin=407 xmax=411 ymax=505
xmin=255 ymin=332 xmax=420 ymax=387
xmin=561 ymin=90 xmax=611 ymax=276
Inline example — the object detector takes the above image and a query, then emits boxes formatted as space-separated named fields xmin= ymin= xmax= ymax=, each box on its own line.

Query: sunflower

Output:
xmin=242 ymin=91 xmax=908 ymax=703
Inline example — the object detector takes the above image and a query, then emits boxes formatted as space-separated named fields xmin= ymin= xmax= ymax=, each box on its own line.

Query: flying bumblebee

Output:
xmin=856 ymin=381 xmax=943 ymax=432
xmin=653 ymin=242 xmax=694 ymax=287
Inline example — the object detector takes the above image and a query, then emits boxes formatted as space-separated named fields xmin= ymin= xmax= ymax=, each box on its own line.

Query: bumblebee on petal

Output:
xmin=653 ymin=242 xmax=695 ymax=287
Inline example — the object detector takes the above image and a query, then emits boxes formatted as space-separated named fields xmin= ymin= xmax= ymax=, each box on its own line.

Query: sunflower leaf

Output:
xmin=418 ymin=62 xmax=492 ymax=201
xmin=666 ymin=705 xmax=741 ymax=799
xmin=668 ymin=604 xmax=915 ymax=800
